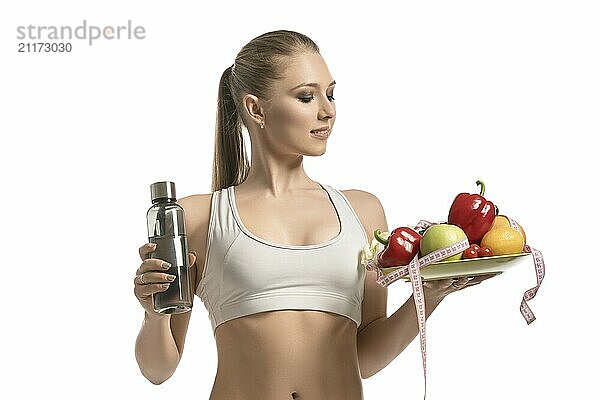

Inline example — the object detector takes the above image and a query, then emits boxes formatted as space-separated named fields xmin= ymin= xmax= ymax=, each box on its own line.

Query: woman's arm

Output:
xmin=135 ymin=313 xmax=181 ymax=385
xmin=134 ymin=194 xmax=207 ymax=384
xmin=357 ymin=288 xmax=444 ymax=379
xmin=348 ymin=190 xmax=445 ymax=379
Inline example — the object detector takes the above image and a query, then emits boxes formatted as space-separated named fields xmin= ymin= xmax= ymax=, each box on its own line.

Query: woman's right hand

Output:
xmin=134 ymin=243 xmax=195 ymax=318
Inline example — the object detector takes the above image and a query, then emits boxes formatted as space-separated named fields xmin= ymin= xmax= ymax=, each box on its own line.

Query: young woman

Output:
xmin=134 ymin=30 xmax=494 ymax=400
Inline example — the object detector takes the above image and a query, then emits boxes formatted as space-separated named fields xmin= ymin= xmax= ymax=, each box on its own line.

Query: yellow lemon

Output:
xmin=491 ymin=215 xmax=527 ymax=244
xmin=480 ymin=227 xmax=525 ymax=256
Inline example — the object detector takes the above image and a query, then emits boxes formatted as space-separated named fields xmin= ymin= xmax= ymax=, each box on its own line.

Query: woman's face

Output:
xmin=249 ymin=52 xmax=336 ymax=157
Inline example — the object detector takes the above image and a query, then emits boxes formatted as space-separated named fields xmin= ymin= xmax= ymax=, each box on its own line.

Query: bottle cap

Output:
xmin=150 ymin=181 xmax=177 ymax=202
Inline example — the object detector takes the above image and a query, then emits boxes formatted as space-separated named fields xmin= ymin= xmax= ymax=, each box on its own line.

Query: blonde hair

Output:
xmin=211 ymin=30 xmax=320 ymax=192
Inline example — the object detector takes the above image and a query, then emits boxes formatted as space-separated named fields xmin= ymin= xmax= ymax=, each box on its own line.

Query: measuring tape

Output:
xmin=362 ymin=220 xmax=468 ymax=399
xmin=506 ymin=217 xmax=546 ymax=324
xmin=361 ymin=219 xmax=545 ymax=399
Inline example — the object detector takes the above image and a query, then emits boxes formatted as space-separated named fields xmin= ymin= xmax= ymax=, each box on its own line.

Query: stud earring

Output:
xmin=260 ymin=122 xmax=264 ymax=129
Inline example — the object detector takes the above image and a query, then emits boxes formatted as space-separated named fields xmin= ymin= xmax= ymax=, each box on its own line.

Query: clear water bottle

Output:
xmin=146 ymin=181 xmax=193 ymax=314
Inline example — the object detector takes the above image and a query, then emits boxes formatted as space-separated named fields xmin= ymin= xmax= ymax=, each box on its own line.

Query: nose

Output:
xmin=318 ymin=98 xmax=335 ymax=120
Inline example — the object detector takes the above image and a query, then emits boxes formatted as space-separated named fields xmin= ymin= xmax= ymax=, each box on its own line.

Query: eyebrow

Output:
xmin=290 ymin=80 xmax=336 ymax=91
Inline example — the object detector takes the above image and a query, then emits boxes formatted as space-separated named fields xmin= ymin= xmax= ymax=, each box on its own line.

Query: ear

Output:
xmin=242 ymin=93 xmax=265 ymax=126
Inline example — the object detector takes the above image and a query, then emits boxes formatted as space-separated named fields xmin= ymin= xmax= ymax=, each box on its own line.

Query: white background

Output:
xmin=1 ymin=1 xmax=598 ymax=399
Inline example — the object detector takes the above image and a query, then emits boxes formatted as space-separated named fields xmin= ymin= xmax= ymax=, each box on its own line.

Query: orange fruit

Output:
xmin=480 ymin=227 xmax=525 ymax=256
xmin=491 ymin=215 xmax=526 ymax=244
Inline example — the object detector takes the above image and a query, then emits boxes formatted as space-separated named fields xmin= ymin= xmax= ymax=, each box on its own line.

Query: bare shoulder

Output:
xmin=178 ymin=193 xmax=214 ymax=285
xmin=340 ymin=189 xmax=382 ymax=209
xmin=179 ymin=193 xmax=213 ymax=233
xmin=340 ymin=189 xmax=388 ymax=240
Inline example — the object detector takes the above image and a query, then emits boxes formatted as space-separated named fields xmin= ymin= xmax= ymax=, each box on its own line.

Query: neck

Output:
xmin=240 ymin=149 xmax=318 ymax=197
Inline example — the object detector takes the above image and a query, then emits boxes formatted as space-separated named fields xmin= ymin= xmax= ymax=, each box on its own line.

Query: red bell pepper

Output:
xmin=374 ymin=227 xmax=422 ymax=267
xmin=448 ymin=180 xmax=496 ymax=245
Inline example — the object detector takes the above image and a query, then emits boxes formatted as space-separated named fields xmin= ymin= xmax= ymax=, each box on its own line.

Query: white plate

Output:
xmin=380 ymin=252 xmax=532 ymax=281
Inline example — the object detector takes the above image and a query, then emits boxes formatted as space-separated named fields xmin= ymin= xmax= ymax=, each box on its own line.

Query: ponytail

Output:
xmin=212 ymin=65 xmax=250 ymax=192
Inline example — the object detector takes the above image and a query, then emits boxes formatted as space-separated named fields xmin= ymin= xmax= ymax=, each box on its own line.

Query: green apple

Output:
xmin=419 ymin=224 xmax=468 ymax=261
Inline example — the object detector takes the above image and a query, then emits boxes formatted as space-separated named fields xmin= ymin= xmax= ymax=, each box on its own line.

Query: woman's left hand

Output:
xmin=422 ymin=273 xmax=500 ymax=302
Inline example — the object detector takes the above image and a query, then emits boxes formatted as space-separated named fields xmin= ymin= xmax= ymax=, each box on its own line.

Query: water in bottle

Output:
xmin=146 ymin=181 xmax=193 ymax=314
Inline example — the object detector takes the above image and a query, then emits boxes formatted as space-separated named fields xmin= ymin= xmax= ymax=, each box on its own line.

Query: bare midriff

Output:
xmin=207 ymin=309 xmax=364 ymax=400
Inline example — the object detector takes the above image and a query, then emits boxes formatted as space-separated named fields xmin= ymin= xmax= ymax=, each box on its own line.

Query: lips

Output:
xmin=309 ymin=128 xmax=330 ymax=139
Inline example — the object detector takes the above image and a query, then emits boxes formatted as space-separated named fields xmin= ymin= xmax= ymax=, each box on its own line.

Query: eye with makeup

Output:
xmin=298 ymin=92 xmax=335 ymax=103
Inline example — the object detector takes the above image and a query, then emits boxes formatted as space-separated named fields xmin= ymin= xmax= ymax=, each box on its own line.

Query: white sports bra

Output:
xmin=196 ymin=183 xmax=369 ymax=336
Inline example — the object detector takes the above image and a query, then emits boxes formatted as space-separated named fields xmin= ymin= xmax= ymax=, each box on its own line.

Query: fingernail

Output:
xmin=162 ymin=262 xmax=171 ymax=269
xmin=167 ymin=275 xmax=175 ymax=281
xmin=147 ymin=243 xmax=156 ymax=248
